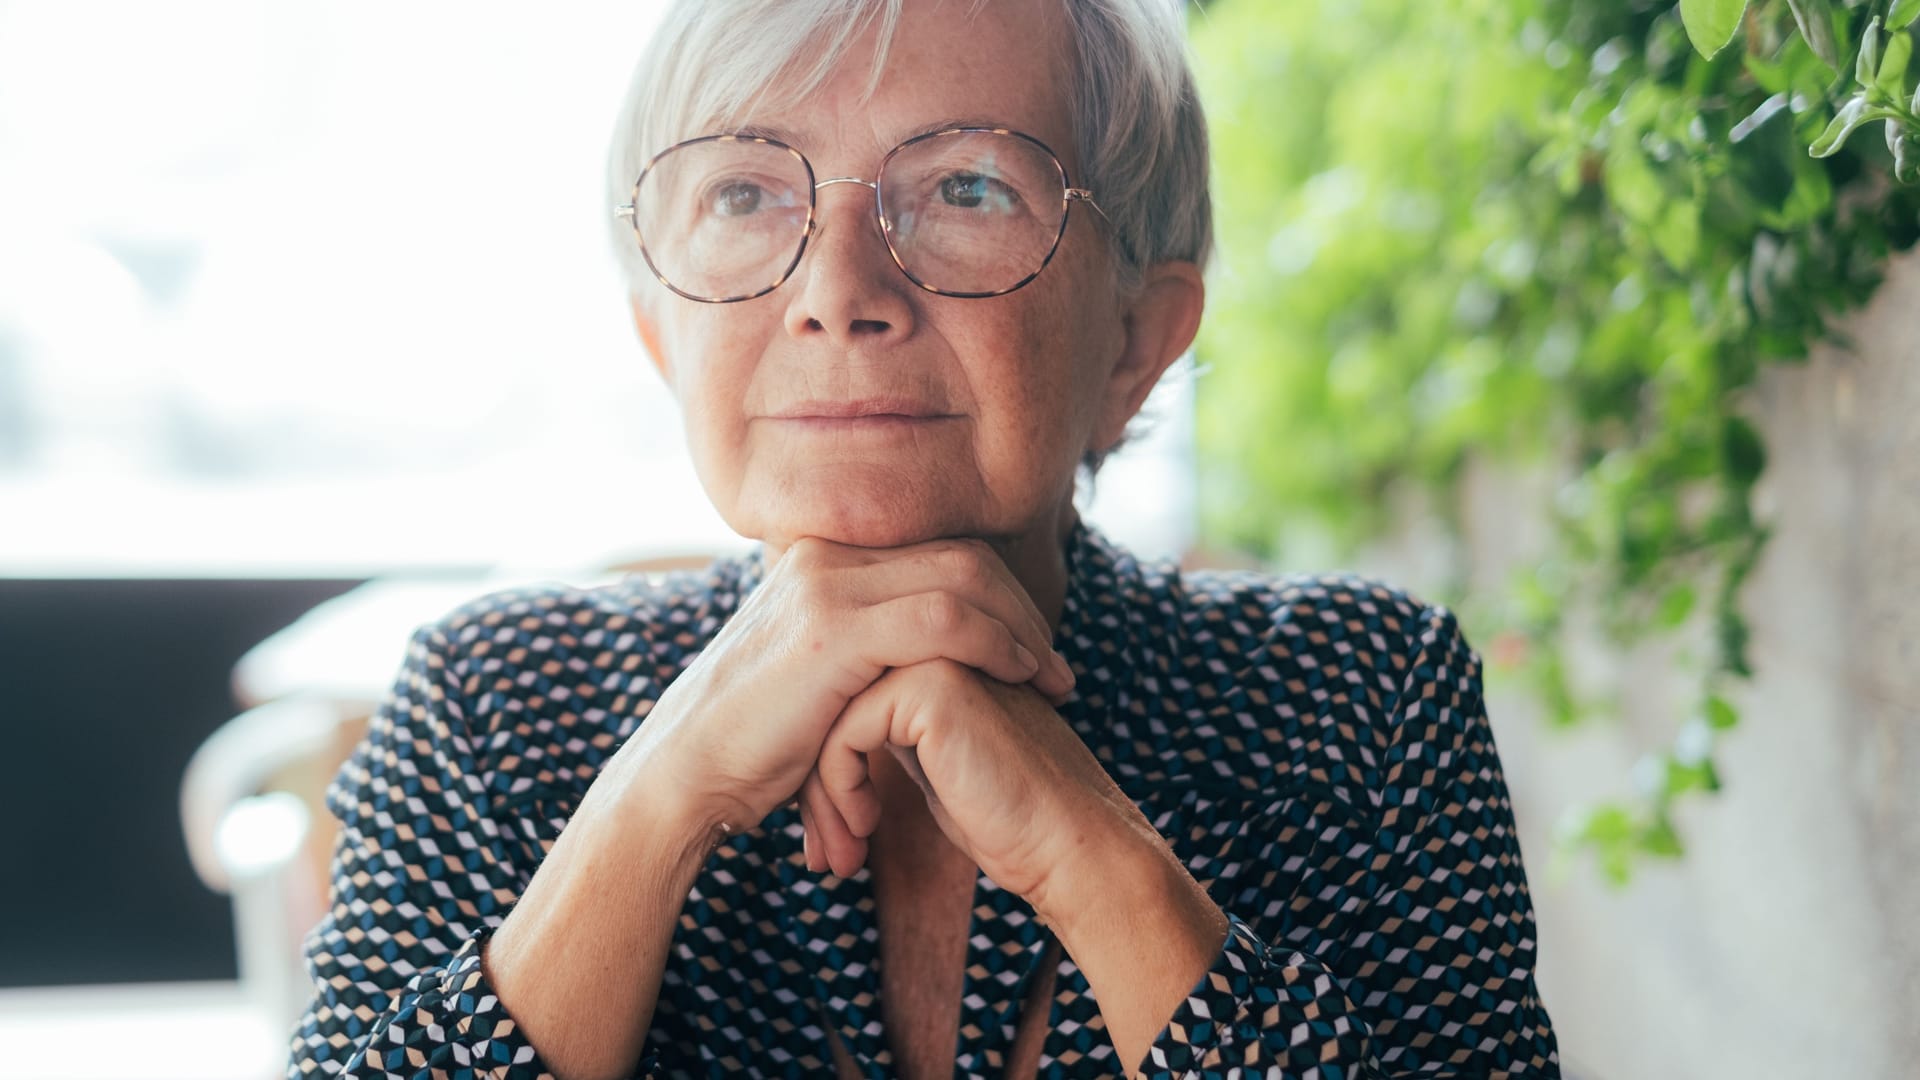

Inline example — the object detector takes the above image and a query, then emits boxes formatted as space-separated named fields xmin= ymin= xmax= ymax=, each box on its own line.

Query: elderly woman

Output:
xmin=288 ymin=0 xmax=1560 ymax=1077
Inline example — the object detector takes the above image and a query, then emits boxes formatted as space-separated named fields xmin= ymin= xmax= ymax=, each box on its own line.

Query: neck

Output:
xmin=758 ymin=502 xmax=1082 ymax=636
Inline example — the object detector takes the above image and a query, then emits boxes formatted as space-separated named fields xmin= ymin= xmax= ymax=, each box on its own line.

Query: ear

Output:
xmin=628 ymin=293 xmax=675 ymax=388
xmin=1090 ymin=261 xmax=1205 ymax=455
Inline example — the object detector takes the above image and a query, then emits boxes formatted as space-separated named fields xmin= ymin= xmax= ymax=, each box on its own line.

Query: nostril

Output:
xmin=805 ymin=317 xmax=890 ymax=334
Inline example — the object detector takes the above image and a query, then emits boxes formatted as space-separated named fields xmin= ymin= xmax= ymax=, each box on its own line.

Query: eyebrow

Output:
xmin=728 ymin=115 xmax=1021 ymax=147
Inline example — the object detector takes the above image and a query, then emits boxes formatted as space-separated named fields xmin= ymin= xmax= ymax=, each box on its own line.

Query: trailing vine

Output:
xmin=1188 ymin=0 xmax=1920 ymax=884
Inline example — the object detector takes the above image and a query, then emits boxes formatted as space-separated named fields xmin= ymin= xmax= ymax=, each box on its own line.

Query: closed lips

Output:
xmin=769 ymin=398 xmax=954 ymax=419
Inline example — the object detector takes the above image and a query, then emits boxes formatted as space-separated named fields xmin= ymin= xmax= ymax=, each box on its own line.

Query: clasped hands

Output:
xmin=644 ymin=534 xmax=1151 ymax=917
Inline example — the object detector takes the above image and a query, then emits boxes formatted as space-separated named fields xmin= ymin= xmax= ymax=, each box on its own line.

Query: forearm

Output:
xmin=482 ymin=773 xmax=726 ymax=1080
xmin=1037 ymin=815 xmax=1229 ymax=1078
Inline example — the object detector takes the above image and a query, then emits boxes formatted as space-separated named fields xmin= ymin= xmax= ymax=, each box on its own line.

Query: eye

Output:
xmin=705 ymin=179 xmax=770 ymax=217
xmin=937 ymin=172 xmax=1016 ymax=210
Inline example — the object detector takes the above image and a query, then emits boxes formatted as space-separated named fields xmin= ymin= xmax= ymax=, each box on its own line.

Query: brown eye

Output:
xmin=711 ymin=181 xmax=766 ymax=216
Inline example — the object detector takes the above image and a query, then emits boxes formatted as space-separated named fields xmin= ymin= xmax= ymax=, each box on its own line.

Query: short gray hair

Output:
xmin=604 ymin=0 xmax=1211 ymax=306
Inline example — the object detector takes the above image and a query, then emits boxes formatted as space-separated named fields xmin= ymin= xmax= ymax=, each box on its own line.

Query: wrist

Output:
xmin=583 ymin=753 xmax=740 ymax=871
xmin=1031 ymin=809 xmax=1224 ymax=952
xmin=1026 ymin=801 xmax=1160 ymax=925
xmin=1026 ymin=809 xmax=1229 ymax=1079
xmin=600 ymin=709 xmax=760 ymax=840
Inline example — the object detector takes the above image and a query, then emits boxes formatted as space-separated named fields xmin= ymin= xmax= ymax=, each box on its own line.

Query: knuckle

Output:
xmin=920 ymin=591 xmax=967 ymax=636
xmin=822 ymin=758 xmax=859 ymax=794
xmin=787 ymin=536 xmax=835 ymax=570
xmin=956 ymin=555 xmax=995 ymax=594
xmin=935 ymin=542 xmax=997 ymax=592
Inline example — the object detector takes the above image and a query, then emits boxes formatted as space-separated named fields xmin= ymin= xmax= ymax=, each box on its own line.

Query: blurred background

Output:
xmin=0 ymin=0 xmax=1913 ymax=1077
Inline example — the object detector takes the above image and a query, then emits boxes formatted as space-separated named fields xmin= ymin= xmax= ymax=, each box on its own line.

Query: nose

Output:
xmin=780 ymin=178 xmax=915 ymax=348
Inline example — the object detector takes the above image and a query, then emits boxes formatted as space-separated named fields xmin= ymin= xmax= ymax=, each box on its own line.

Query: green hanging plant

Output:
xmin=1188 ymin=0 xmax=1920 ymax=886
xmin=1680 ymin=0 xmax=1920 ymax=176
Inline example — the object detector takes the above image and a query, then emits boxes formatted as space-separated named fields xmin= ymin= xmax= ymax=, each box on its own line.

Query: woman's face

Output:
xmin=631 ymin=0 xmax=1196 ymax=551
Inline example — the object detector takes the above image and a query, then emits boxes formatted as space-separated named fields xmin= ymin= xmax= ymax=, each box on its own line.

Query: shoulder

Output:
xmin=429 ymin=557 xmax=747 ymax=665
xmin=1073 ymin=523 xmax=1471 ymax=719
xmin=382 ymin=553 xmax=756 ymax=798
xmin=1169 ymin=563 xmax=1465 ymax=700
xmin=1147 ymin=564 xmax=1487 ymax=821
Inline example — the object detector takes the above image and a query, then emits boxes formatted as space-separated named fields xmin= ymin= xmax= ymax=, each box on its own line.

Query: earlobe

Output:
xmin=1093 ymin=261 xmax=1206 ymax=452
xmin=629 ymin=294 xmax=674 ymax=385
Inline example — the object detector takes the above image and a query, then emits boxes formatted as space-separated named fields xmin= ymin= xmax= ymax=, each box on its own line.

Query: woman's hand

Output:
xmin=797 ymin=659 xmax=1144 ymax=909
xmin=609 ymin=537 xmax=1076 ymax=834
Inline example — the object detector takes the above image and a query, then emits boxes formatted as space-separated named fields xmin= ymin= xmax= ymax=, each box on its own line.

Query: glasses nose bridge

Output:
xmin=814 ymin=175 xmax=878 ymax=193
xmin=803 ymin=173 xmax=890 ymax=249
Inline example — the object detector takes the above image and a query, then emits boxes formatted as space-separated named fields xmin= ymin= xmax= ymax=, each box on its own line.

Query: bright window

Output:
xmin=0 ymin=1 xmax=1193 ymax=579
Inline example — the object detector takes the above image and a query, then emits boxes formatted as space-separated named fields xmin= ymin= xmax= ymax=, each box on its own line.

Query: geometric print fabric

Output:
xmin=287 ymin=518 xmax=1560 ymax=1077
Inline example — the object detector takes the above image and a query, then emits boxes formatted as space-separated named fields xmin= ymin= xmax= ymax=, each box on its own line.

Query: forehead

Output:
xmin=714 ymin=0 xmax=1078 ymax=169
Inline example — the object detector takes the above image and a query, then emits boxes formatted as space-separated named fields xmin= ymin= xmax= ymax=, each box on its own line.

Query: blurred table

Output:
xmin=229 ymin=544 xmax=736 ymax=710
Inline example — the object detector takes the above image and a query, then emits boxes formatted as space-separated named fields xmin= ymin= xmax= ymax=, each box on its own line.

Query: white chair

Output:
xmin=179 ymin=548 xmax=734 ymax=1030
xmin=179 ymin=694 xmax=361 ymax=1030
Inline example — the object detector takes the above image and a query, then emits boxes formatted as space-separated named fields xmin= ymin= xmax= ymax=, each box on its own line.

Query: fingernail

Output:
xmin=1053 ymin=650 xmax=1074 ymax=682
xmin=1016 ymin=643 xmax=1039 ymax=670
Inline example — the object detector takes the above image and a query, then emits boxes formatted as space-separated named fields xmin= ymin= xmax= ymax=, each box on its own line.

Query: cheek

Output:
xmin=667 ymin=325 xmax=756 ymax=429
xmin=971 ymin=323 xmax=1102 ymax=474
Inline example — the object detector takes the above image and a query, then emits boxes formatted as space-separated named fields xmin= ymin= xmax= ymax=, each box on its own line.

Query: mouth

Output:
xmin=768 ymin=397 xmax=953 ymax=420
xmin=764 ymin=397 xmax=959 ymax=430
xmin=765 ymin=413 xmax=956 ymax=433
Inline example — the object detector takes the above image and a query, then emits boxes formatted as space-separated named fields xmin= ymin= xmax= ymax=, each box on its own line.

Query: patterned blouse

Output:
xmin=288 ymin=518 xmax=1560 ymax=1078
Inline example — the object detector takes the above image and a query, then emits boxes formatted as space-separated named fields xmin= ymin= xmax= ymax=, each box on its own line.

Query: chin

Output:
xmin=736 ymin=467 xmax=976 ymax=549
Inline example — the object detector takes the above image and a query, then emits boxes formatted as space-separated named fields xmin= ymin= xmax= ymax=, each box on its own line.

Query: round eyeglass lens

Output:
xmin=634 ymin=138 xmax=811 ymax=300
xmin=879 ymin=130 xmax=1069 ymax=295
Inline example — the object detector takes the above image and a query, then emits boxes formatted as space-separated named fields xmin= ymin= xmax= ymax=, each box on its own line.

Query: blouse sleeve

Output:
xmin=285 ymin=622 xmax=663 ymax=1079
xmin=1137 ymin=603 xmax=1561 ymax=1078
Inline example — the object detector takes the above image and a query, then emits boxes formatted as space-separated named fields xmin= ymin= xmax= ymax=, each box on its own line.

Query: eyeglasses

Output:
xmin=614 ymin=126 xmax=1107 ymax=303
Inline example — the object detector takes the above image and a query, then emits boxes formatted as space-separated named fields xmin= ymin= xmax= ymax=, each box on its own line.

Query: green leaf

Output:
xmin=1654 ymin=201 xmax=1702 ymax=269
xmin=1639 ymin=814 xmax=1686 ymax=857
xmin=1877 ymin=30 xmax=1912 ymax=98
xmin=1705 ymin=695 xmax=1740 ymax=730
xmin=1681 ymin=0 xmax=1750 ymax=59
xmin=1810 ymin=95 xmax=1898 ymax=157
xmin=1787 ymin=0 xmax=1842 ymax=72
xmin=1858 ymin=17 xmax=1883 ymax=88
xmin=1582 ymin=805 xmax=1636 ymax=845
xmin=1657 ymin=584 xmax=1698 ymax=627
xmin=1722 ymin=415 xmax=1767 ymax=485
xmin=1729 ymin=94 xmax=1797 ymax=209
xmin=1892 ymin=0 xmax=1920 ymax=32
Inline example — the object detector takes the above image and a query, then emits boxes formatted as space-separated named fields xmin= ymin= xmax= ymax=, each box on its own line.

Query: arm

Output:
xmin=481 ymin=764 xmax=726 ymax=1080
xmin=285 ymin=623 xmax=715 ymax=1080
xmin=1045 ymin=603 xmax=1560 ymax=1078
